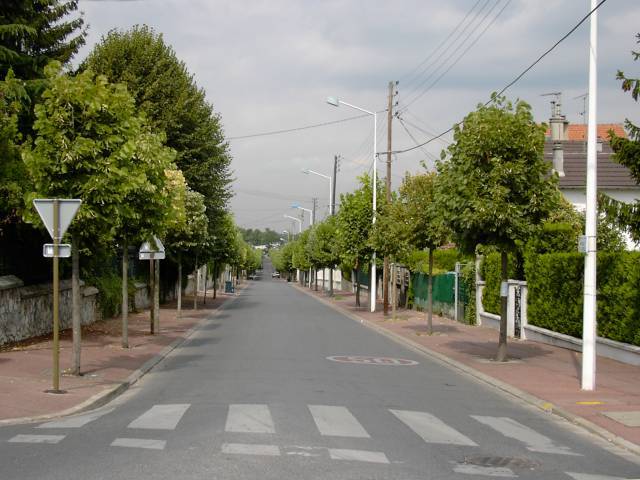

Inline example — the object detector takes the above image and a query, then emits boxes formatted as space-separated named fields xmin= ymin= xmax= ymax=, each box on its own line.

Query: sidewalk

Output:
xmin=296 ymin=284 xmax=640 ymax=455
xmin=0 ymin=289 xmax=236 ymax=425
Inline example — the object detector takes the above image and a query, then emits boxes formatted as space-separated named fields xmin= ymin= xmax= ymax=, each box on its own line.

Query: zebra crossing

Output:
xmin=4 ymin=403 xmax=633 ymax=478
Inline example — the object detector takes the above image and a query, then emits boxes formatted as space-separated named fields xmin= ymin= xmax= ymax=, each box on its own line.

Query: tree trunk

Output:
xmin=391 ymin=261 xmax=397 ymax=319
xmin=315 ymin=268 xmax=318 ymax=291
xmin=329 ymin=265 xmax=334 ymax=297
xmin=355 ymin=262 xmax=361 ymax=308
xmin=153 ymin=259 xmax=160 ymax=334
xmin=149 ymin=259 xmax=155 ymax=334
xmin=496 ymin=250 xmax=509 ymax=362
xmin=427 ymin=248 xmax=434 ymax=335
xmin=177 ymin=252 xmax=182 ymax=319
xmin=213 ymin=262 xmax=217 ymax=299
xmin=193 ymin=255 xmax=198 ymax=310
xmin=383 ymin=255 xmax=389 ymax=316
xmin=71 ymin=233 xmax=81 ymax=375
xmin=122 ymin=239 xmax=129 ymax=347
xmin=203 ymin=263 xmax=208 ymax=304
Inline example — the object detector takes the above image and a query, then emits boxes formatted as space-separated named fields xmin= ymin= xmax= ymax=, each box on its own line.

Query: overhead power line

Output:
xmin=227 ymin=114 xmax=369 ymax=140
xmin=390 ymin=0 xmax=608 ymax=156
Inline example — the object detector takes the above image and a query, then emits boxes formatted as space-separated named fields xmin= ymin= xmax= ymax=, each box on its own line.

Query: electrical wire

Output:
xmin=400 ymin=0 xmax=511 ymax=112
xmin=390 ymin=0 xmax=608 ymax=156
xmin=400 ymin=0 xmax=485 ymax=88
xmin=227 ymin=113 xmax=369 ymax=140
xmin=401 ymin=0 xmax=495 ymax=99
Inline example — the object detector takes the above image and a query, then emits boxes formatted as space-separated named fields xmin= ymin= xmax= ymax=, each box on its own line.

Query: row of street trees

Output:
xmin=0 ymin=3 xmax=252 ymax=374
xmin=272 ymin=94 xmax=625 ymax=362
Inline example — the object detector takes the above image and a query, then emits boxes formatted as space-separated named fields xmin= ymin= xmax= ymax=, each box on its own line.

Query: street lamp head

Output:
xmin=301 ymin=169 xmax=310 ymax=174
xmin=326 ymin=96 xmax=339 ymax=107
xmin=291 ymin=203 xmax=300 ymax=209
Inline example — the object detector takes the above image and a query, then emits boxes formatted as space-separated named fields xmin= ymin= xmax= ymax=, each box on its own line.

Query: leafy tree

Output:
xmin=335 ymin=174 xmax=384 ymax=307
xmin=165 ymin=175 xmax=208 ymax=317
xmin=82 ymin=25 xmax=232 ymax=251
xmin=0 ymin=70 xmax=28 ymax=224
xmin=0 ymin=0 xmax=86 ymax=81
xmin=435 ymin=94 xmax=560 ymax=361
xmin=373 ymin=173 xmax=450 ymax=331
xmin=307 ymin=216 xmax=340 ymax=295
xmin=22 ymin=63 xmax=175 ymax=358
xmin=601 ymin=33 xmax=640 ymax=242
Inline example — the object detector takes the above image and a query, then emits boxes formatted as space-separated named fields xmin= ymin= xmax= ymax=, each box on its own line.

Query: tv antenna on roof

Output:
xmin=541 ymin=92 xmax=562 ymax=118
xmin=573 ymin=93 xmax=588 ymax=122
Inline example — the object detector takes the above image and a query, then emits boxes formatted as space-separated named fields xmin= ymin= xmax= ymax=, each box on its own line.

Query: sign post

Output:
xmin=139 ymin=237 xmax=165 ymax=334
xmin=33 ymin=198 xmax=81 ymax=393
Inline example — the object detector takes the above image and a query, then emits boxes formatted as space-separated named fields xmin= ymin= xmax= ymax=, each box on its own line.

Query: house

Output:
xmin=543 ymin=100 xmax=639 ymax=248
xmin=543 ymin=98 xmax=638 ymax=209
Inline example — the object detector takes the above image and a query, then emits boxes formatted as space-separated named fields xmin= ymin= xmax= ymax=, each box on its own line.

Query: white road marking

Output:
xmin=221 ymin=443 xmax=280 ymax=456
xmin=127 ymin=404 xmax=190 ymax=430
xmin=328 ymin=448 xmax=390 ymax=464
xmin=111 ymin=438 xmax=166 ymax=450
xmin=37 ymin=407 xmax=115 ymax=429
xmin=453 ymin=464 xmax=517 ymax=477
xmin=225 ymin=404 xmax=275 ymax=434
xmin=308 ymin=405 xmax=370 ymax=438
xmin=390 ymin=409 xmax=477 ymax=446
xmin=8 ymin=434 xmax=65 ymax=444
xmin=566 ymin=473 xmax=639 ymax=480
xmin=471 ymin=416 xmax=580 ymax=456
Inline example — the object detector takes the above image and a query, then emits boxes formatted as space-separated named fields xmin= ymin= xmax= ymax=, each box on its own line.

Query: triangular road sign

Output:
xmin=33 ymin=199 xmax=82 ymax=240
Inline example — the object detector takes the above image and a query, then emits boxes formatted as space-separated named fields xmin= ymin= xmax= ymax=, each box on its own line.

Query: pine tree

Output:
xmin=0 ymin=0 xmax=86 ymax=80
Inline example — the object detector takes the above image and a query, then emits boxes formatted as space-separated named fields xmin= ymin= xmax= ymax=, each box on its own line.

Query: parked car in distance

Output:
xmin=272 ymin=271 xmax=280 ymax=278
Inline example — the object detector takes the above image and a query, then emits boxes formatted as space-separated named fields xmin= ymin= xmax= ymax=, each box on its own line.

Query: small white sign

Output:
xmin=500 ymin=281 xmax=508 ymax=298
xmin=139 ymin=251 xmax=166 ymax=260
xmin=43 ymin=244 xmax=72 ymax=258
xmin=578 ymin=235 xmax=587 ymax=253
xmin=33 ymin=199 xmax=81 ymax=240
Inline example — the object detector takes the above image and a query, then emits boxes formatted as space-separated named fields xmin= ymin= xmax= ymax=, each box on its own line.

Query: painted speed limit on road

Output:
xmin=327 ymin=355 xmax=419 ymax=366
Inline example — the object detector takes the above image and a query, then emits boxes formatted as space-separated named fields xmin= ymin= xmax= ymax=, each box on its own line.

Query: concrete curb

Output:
xmin=292 ymin=284 xmax=640 ymax=458
xmin=0 ymin=293 xmax=240 ymax=427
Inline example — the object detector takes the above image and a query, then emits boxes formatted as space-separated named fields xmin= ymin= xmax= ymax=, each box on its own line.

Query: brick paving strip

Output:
xmin=0 ymin=288 xmax=242 ymax=426
xmin=292 ymin=284 xmax=640 ymax=457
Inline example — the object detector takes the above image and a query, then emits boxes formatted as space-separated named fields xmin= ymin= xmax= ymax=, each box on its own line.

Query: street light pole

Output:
xmin=292 ymin=204 xmax=313 ymax=226
xmin=302 ymin=169 xmax=333 ymax=216
xmin=327 ymin=97 xmax=377 ymax=312
xmin=582 ymin=0 xmax=598 ymax=391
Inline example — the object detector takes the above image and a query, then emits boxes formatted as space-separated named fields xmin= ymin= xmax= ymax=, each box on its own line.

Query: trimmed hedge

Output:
xmin=479 ymin=252 xmax=519 ymax=315
xmin=525 ymin=252 xmax=640 ymax=346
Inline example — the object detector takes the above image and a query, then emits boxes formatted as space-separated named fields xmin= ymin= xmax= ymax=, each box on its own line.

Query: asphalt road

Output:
xmin=1 ymin=258 xmax=639 ymax=479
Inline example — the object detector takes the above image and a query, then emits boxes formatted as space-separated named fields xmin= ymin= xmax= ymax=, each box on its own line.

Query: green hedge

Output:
xmin=479 ymin=252 xmax=519 ymax=315
xmin=525 ymin=252 xmax=640 ymax=346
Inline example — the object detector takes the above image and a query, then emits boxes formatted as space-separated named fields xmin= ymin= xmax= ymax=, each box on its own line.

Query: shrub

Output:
xmin=479 ymin=252 xmax=520 ymax=315
xmin=524 ymin=251 xmax=640 ymax=346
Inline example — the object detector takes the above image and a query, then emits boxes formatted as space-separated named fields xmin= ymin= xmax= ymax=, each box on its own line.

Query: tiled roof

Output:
xmin=543 ymin=140 xmax=638 ymax=189
xmin=544 ymin=123 xmax=627 ymax=141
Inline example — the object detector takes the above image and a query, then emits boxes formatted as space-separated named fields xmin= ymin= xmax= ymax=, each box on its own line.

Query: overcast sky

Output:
xmin=76 ymin=0 xmax=640 ymax=233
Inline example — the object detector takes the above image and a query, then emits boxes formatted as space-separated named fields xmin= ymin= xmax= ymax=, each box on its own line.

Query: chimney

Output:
xmin=545 ymin=92 xmax=567 ymax=177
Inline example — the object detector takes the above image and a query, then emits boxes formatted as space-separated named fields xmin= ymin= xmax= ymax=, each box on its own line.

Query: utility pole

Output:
xmin=383 ymin=81 xmax=395 ymax=315
xmin=311 ymin=197 xmax=317 ymax=226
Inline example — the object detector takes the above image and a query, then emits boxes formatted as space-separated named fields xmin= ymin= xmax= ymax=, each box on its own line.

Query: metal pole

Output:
xmin=371 ymin=112 xmax=377 ymax=312
xmin=51 ymin=198 xmax=61 ymax=392
xmin=582 ymin=0 xmax=598 ymax=391
xmin=122 ymin=238 xmax=129 ymax=348
xmin=454 ymin=262 xmax=460 ymax=322
xmin=150 ymin=257 xmax=155 ymax=334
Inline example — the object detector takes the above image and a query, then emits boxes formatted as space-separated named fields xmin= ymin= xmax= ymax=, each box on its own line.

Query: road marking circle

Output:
xmin=326 ymin=355 xmax=418 ymax=366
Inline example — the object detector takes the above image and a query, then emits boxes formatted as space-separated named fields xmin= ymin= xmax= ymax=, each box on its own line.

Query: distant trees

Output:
xmin=239 ymin=227 xmax=282 ymax=246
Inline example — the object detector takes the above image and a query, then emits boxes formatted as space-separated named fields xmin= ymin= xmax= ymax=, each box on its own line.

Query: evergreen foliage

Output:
xmin=0 ymin=0 xmax=86 ymax=80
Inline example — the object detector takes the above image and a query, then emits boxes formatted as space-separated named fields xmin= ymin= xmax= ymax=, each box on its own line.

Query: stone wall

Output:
xmin=0 ymin=275 xmax=99 ymax=346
